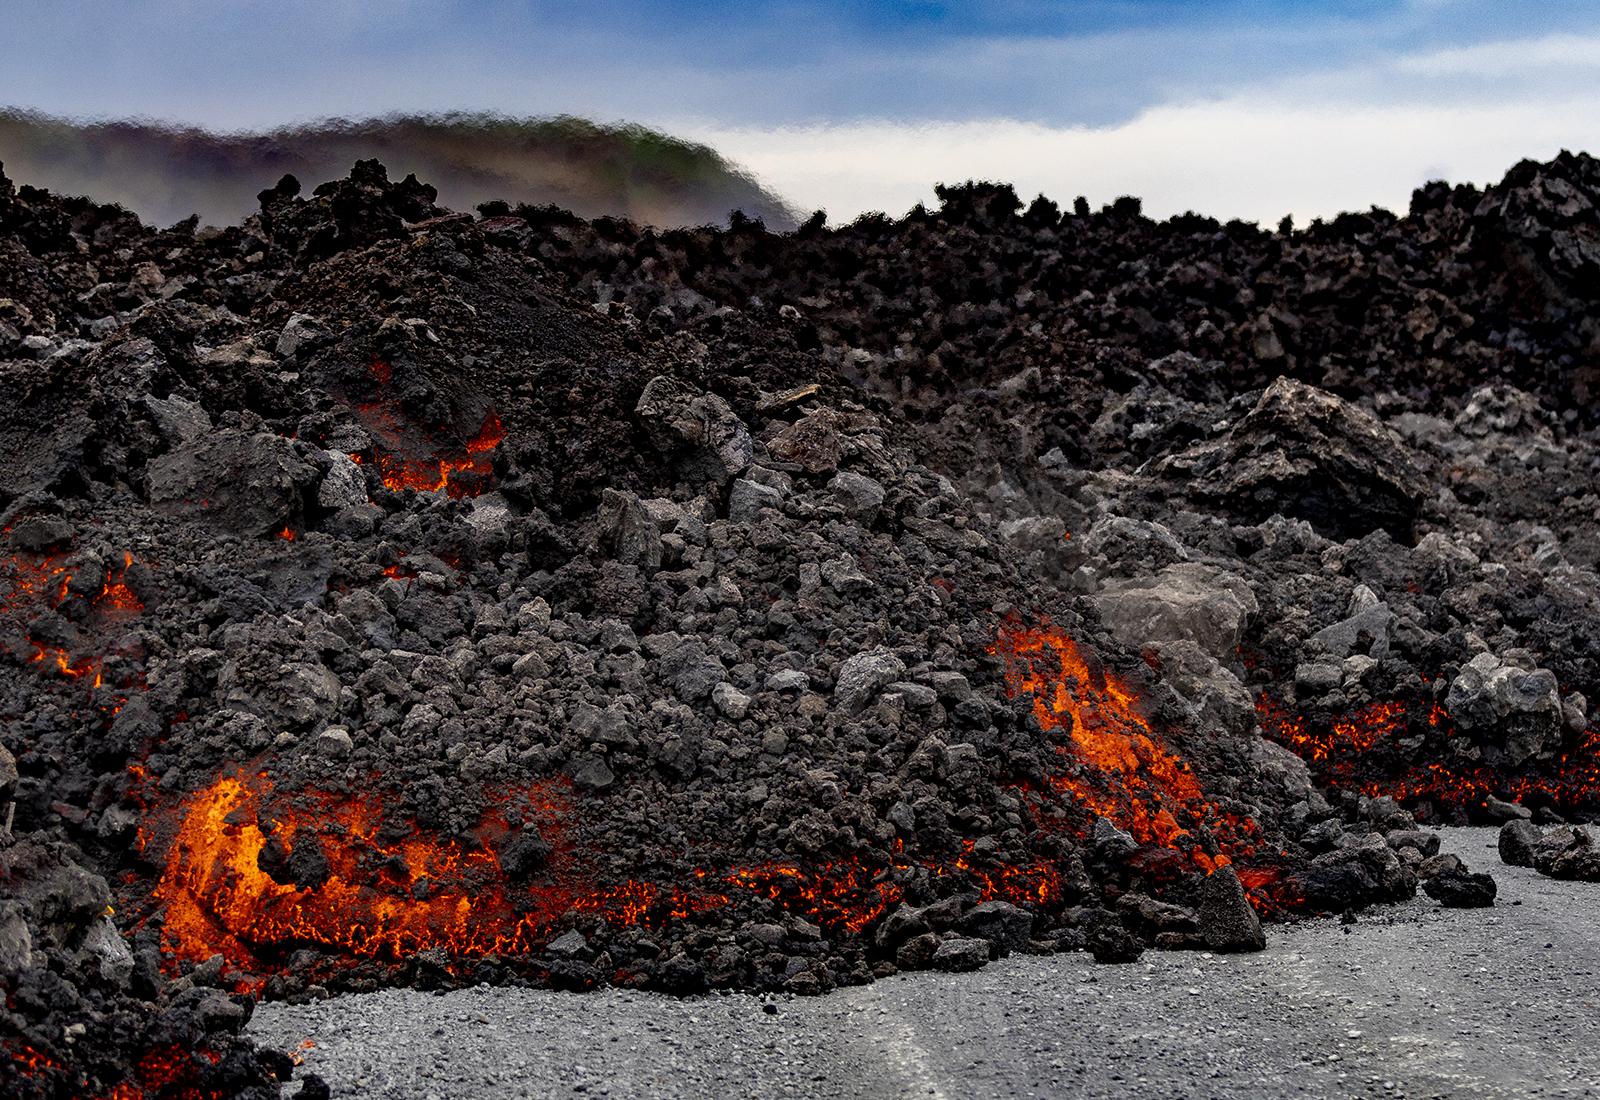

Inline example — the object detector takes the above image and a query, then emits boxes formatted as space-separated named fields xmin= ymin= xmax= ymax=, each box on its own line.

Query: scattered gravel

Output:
xmin=248 ymin=827 xmax=1600 ymax=1100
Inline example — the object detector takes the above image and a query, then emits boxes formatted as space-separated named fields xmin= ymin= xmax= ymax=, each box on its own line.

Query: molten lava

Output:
xmin=348 ymin=358 xmax=503 ymax=497
xmin=990 ymin=621 xmax=1236 ymax=869
xmin=4 ymin=550 xmax=147 ymax=702
xmin=144 ymin=621 xmax=1296 ymax=980
xmin=1258 ymin=689 xmax=1600 ymax=821
xmin=150 ymin=765 xmax=1091 ymax=977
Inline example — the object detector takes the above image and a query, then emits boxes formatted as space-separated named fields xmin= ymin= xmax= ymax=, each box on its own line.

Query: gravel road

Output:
xmin=246 ymin=827 xmax=1600 ymax=1099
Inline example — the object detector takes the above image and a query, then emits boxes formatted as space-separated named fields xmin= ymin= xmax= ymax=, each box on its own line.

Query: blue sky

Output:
xmin=5 ymin=1 xmax=1600 ymax=222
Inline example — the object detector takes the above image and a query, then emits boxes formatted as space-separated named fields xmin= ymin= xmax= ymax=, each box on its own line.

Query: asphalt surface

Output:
xmin=246 ymin=827 xmax=1600 ymax=1099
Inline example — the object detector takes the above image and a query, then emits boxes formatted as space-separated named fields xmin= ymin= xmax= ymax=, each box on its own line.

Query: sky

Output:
xmin=5 ymin=1 xmax=1600 ymax=225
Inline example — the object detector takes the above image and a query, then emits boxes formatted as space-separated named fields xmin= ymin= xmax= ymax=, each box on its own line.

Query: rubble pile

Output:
xmin=4 ymin=151 xmax=1600 ymax=1096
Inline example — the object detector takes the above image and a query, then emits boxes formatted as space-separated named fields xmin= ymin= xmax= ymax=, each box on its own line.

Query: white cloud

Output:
xmin=1397 ymin=32 xmax=1600 ymax=77
xmin=686 ymin=92 xmax=1600 ymax=227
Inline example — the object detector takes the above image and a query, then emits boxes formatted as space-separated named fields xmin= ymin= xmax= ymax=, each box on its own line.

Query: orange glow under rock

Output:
xmin=149 ymin=764 xmax=1098 ymax=975
xmin=352 ymin=360 xmax=503 ymax=498
xmin=1258 ymin=690 xmax=1600 ymax=818
xmin=990 ymin=621 xmax=1236 ymax=865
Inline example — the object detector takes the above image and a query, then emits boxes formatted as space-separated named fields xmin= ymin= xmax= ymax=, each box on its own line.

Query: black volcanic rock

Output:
xmin=1422 ymin=867 xmax=1497 ymax=908
xmin=6 ymin=147 xmax=1600 ymax=1086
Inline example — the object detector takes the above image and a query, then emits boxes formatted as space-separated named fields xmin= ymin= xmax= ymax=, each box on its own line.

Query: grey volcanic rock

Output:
xmin=146 ymin=427 xmax=316 ymax=536
xmin=832 ymin=648 xmax=906 ymax=713
xmin=1198 ymin=865 xmax=1266 ymax=953
xmin=1167 ymin=377 xmax=1429 ymax=543
xmin=1092 ymin=562 xmax=1258 ymax=660
xmin=1422 ymin=867 xmax=1497 ymax=907
xmin=635 ymin=375 xmax=752 ymax=486
xmin=1499 ymin=819 xmax=1543 ymax=867
xmin=957 ymin=901 xmax=1035 ymax=956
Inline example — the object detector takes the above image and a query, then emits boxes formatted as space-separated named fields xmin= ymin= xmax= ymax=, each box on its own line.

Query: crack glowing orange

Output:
xmin=989 ymin=620 xmax=1234 ymax=868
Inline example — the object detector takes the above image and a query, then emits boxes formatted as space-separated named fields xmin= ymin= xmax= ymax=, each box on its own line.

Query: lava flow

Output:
xmin=3 ymin=549 xmax=146 ymax=700
xmin=1256 ymin=690 xmax=1600 ymax=821
xmin=990 ymin=620 xmax=1239 ymax=870
xmin=149 ymin=766 xmax=1095 ymax=976
xmin=349 ymin=358 xmax=503 ymax=497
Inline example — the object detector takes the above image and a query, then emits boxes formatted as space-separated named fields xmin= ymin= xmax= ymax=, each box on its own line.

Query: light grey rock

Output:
xmin=1447 ymin=652 xmax=1563 ymax=765
xmin=597 ymin=619 xmax=640 ymax=653
xmin=635 ymin=375 xmax=752 ymax=486
xmin=927 ymin=671 xmax=973 ymax=703
xmin=276 ymin=312 xmax=332 ymax=358
xmin=142 ymin=392 xmax=212 ymax=446
xmin=641 ymin=497 xmax=684 ymax=530
xmin=571 ymin=703 xmax=638 ymax=747
xmin=278 ymin=663 xmax=342 ymax=727
xmin=828 ymin=471 xmax=886 ymax=525
xmin=766 ymin=669 xmax=810 ymax=693
xmin=546 ymin=930 xmax=592 ymax=960
xmin=565 ymin=754 xmax=615 ymax=793
xmin=1313 ymin=602 xmax=1395 ymax=659
xmin=728 ymin=478 xmax=783 ymax=523
xmin=79 ymin=914 xmax=134 ymax=986
xmin=887 ymin=681 xmax=938 ymax=709
xmin=0 ymin=901 xmax=31 ymax=973
xmin=833 ymin=648 xmax=907 ymax=713
xmin=1147 ymin=639 xmax=1257 ymax=737
xmin=598 ymin=488 xmax=662 ymax=574
xmin=1251 ymin=736 xmax=1315 ymax=803
xmin=317 ymin=450 xmax=368 ymax=509
xmin=1294 ymin=661 xmax=1344 ymax=694
xmin=316 ymin=727 xmax=353 ymax=760
xmin=711 ymin=682 xmax=752 ymax=719
xmin=511 ymin=651 xmax=550 ymax=680
xmin=820 ymin=554 xmax=874 ymax=594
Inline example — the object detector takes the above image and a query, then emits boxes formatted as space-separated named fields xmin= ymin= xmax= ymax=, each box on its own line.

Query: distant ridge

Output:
xmin=0 ymin=108 xmax=801 ymax=230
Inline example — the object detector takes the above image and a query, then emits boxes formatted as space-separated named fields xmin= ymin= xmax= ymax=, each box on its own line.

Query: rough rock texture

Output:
xmin=1421 ymin=866 xmax=1498 ymax=907
xmin=7 ymin=150 xmax=1600 ymax=1091
xmin=1168 ymin=377 xmax=1430 ymax=544
xmin=1197 ymin=865 xmax=1266 ymax=953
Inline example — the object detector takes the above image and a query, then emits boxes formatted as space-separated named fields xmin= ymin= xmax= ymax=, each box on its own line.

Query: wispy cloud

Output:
xmin=688 ymin=85 xmax=1600 ymax=227
xmin=1396 ymin=31 xmax=1600 ymax=77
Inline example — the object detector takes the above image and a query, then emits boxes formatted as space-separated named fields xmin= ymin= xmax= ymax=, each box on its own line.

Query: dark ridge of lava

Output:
xmin=4 ymin=152 xmax=1600 ymax=1097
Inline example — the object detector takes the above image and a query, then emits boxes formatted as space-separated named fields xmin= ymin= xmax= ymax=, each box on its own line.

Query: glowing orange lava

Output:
xmin=350 ymin=359 xmax=503 ymax=497
xmin=1258 ymin=689 xmax=1600 ymax=819
xmin=6 ymin=550 xmax=146 ymax=701
xmin=990 ymin=621 xmax=1234 ymax=867
xmin=149 ymin=764 xmax=1093 ymax=975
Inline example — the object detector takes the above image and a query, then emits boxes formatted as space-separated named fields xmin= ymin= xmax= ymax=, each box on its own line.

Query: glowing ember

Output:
xmin=348 ymin=359 xmax=503 ymax=497
xmin=1258 ymin=690 xmax=1600 ymax=820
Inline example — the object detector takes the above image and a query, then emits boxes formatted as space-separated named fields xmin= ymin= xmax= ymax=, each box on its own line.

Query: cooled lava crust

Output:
xmin=5 ymin=153 xmax=1600 ymax=1096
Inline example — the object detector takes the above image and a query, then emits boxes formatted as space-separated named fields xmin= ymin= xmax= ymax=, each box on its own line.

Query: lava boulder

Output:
xmin=1198 ymin=864 xmax=1266 ymax=953
xmin=1421 ymin=868 xmax=1498 ymax=908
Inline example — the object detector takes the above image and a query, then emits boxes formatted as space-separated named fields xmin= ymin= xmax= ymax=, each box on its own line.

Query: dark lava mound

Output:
xmin=5 ymin=152 xmax=1600 ymax=1097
